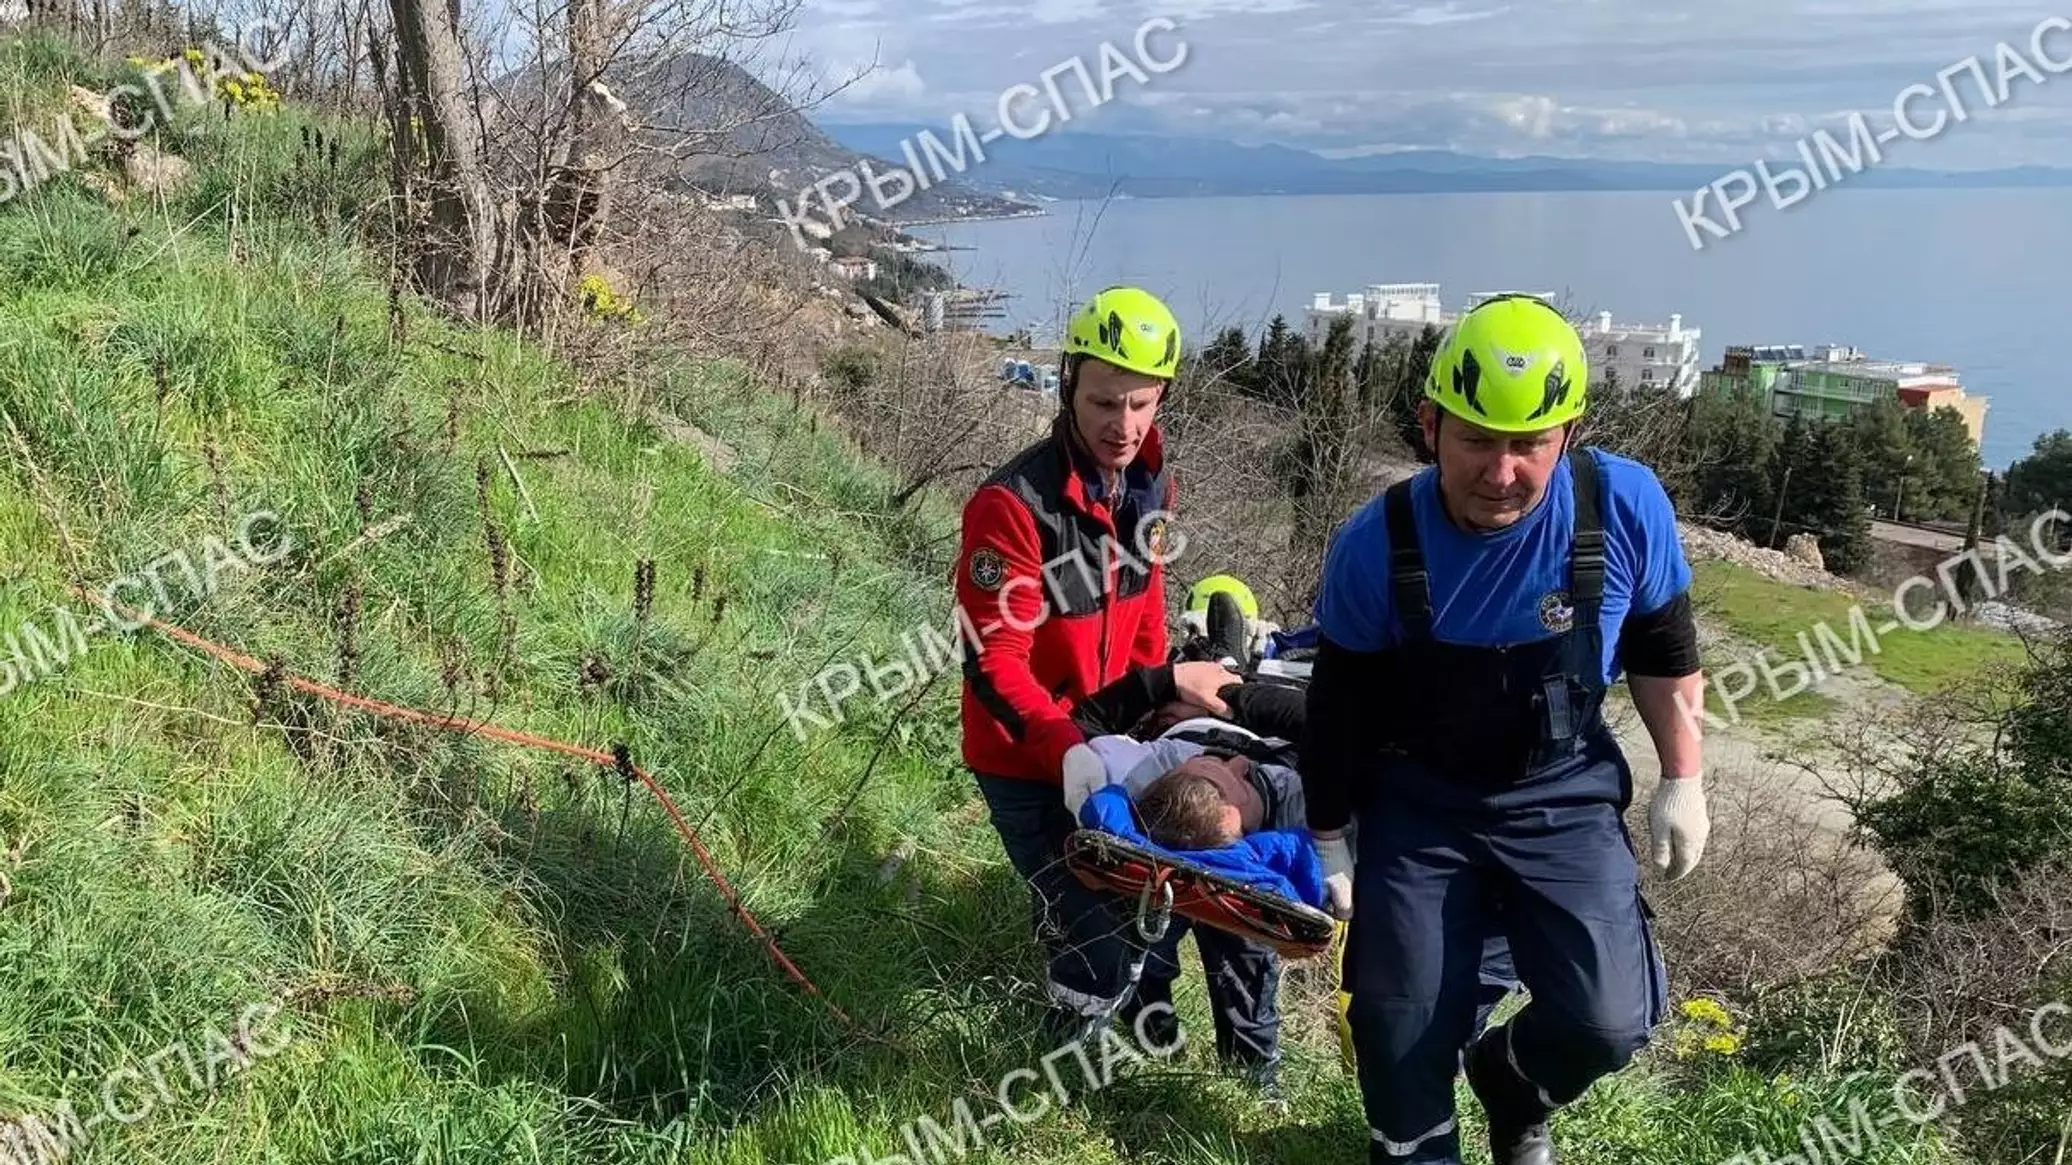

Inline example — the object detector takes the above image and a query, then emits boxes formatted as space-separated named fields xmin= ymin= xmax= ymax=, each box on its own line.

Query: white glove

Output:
xmin=1647 ymin=774 xmax=1710 ymax=881
xmin=1062 ymin=744 xmax=1106 ymax=818
xmin=1315 ymin=833 xmax=1355 ymax=920
xmin=1244 ymin=617 xmax=1280 ymax=658
xmin=1178 ymin=609 xmax=1207 ymax=641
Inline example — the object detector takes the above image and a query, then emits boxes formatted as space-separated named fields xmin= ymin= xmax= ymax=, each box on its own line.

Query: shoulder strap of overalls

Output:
xmin=1568 ymin=448 xmax=1605 ymax=630
xmin=1382 ymin=477 xmax=1432 ymax=640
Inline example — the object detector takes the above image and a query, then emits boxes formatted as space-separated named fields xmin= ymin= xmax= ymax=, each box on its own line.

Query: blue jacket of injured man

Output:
xmin=1075 ymin=720 xmax=1326 ymax=909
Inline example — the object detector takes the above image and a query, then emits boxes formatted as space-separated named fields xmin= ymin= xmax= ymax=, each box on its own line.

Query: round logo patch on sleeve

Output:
xmin=969 ymin=546 xmax=1006 ymax=591
xmin=1144 ymin=517 xmax=1168 ymax=560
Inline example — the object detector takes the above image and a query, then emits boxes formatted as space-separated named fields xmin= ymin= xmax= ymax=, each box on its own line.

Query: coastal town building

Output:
xmin=1700 ymin=343 xmax=1990 ymax=447
xmin=828 ymin=256 xmax=878 ymax=281
xmin=1304 ymin=283 xmax=1704 ymax=396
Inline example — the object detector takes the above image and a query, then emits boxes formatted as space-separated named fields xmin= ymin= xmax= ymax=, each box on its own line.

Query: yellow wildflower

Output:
xmin=1679 ymin=998 xmax=1733 ymax=1027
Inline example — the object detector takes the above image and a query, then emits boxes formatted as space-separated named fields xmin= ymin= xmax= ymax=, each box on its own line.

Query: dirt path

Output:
xmin=1607 ymin=622 xmax=1915 ymax=939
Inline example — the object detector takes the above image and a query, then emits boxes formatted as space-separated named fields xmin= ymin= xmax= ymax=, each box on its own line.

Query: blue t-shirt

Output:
xmin=1312 ymin=449 xmax=1691 ymax=686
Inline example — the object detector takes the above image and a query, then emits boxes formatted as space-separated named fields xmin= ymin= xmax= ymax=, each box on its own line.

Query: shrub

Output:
xmin=1871 ymin=862 xmax=2072 ymax=1165
xmin=1736 ymin=976 xmax=1911 ymax=1080
xmin=1849 ymin=632 xmax=2072 ymax=926
xmin=1838 ymin=634 xmax=2072 ymax=1164
xmin=821 ymin=345 xmax=880 ymax=395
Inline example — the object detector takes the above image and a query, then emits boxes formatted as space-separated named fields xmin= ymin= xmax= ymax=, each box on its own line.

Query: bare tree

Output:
xmin=378 ymin=0 xmax=504 ymax=317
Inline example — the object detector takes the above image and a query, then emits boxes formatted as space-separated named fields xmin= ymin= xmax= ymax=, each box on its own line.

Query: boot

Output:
xmin=1464 ymin=1029 xmax=1557 ymax=1165
xmin=1205 ymin=591 xmax=1249 ymax=671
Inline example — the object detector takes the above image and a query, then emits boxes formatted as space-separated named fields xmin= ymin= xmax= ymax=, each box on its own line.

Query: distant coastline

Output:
xmin=892 ymin=207 xmax=1048 ymax=229
xmin=886 ymin=205 xmax=1047 ymax=251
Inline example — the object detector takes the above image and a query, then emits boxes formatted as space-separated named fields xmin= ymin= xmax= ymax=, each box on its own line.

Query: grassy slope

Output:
xmin=0 ymin=36 xmax=1962 ymax=1165
xmin=1688 ymin=560 xmax=2027 ymax=724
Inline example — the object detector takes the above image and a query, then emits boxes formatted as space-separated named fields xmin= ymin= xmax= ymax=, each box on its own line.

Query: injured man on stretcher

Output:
xmin=1061 ymin=665 xmax=1323 ymax=904
xmin=1055 ymin=655 xmax=1522 ymax=1104
xmin=1062 ymin=659 xmax=1521 ymax=1007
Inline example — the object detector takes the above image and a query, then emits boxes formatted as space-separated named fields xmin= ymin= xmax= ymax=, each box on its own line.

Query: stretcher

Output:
xmin=1064 ymin=612 xmax=1341 ymax=960
xmin=1061 ymin=827 xmax=1338 ymax=960
xmin=1077 ymin=603 xmax=1357 ymax=1061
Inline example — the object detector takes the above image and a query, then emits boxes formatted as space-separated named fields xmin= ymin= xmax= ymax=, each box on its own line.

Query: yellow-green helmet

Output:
xmin=1425 ymin=294 xmax=1588 ymax=432
xmin=1065 ymin=286 xmax=1182 ymax=381
xmin=1185 ymin=574 xmax=1258 ymax=620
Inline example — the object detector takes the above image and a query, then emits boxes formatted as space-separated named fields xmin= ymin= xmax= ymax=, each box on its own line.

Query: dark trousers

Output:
xmin=1346 ymin=752 xmax=1668 ymax=1164
xmin=976 ymin=772 xmax=1281 ymax=1064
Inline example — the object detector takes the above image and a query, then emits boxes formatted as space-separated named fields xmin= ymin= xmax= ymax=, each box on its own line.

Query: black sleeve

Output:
xmin=1299 ymin=636 xmax=1390 ymax=833
xmin=1070 ymin=663 xmax=1177 ymax=737
xmin=1617 ymin=589 xmax=1702 ymax=678
xmin=1220 ymin=681 xmax=1306 ymax=740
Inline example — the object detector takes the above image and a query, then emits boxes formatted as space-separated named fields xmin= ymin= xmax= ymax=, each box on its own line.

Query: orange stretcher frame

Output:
xmin=1062 ymin=828 xmax=1338 ymax=960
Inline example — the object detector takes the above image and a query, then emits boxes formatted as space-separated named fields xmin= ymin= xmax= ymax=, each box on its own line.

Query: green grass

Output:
xmin=0 ymin=48 xmax=1978 ymax=1165
xmin=1691 ymin=561 xmax=2027 ymax=713
xmin=1694 ymin=665 xmax=1845 ymax=728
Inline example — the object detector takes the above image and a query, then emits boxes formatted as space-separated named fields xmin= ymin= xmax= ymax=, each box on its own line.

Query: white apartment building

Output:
xmin=1305 ymin=283 xmax=1705 ymax=397
xmin=1582 ymin=308 xmax=1703 ymax=396
xmin=1303 ymin=283 xmax=1449 ymax=350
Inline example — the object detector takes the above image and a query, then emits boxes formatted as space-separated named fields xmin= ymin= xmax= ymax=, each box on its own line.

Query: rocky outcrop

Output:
xmin=60 ymin=82 xmax=193 ymax=200
xmin=122 ymin=145 xmax=191 ymax=196
xmin=1678 ymin=523 xmax=1848 ymax=591
xmin=1783 ymin=533 xmax=1825 ymax=572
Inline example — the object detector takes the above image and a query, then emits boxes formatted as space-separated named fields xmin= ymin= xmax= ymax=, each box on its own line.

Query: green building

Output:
xmin=1699 ymin=343 xmax=1989 ymax=447
xmin=1699 ymin=344 xmax=1797 ymax=404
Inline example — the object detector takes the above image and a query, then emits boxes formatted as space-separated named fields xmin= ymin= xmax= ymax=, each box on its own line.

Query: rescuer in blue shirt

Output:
xmin=1300 ymin=294 xmax=1712 ymax=1165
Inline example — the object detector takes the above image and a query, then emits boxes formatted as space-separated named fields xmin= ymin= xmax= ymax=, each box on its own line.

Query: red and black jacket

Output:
xmin=956 ymin=417 xmax=1175 ymax=783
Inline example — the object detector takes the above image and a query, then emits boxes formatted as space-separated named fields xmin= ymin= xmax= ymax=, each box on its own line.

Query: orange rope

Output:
xmin=71 ymin=587 xmax=853 ymax=1027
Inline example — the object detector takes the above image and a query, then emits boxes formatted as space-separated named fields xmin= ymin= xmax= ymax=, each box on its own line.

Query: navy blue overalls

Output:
xmin=1346 ymin=451 xmax=1669 ymax=1164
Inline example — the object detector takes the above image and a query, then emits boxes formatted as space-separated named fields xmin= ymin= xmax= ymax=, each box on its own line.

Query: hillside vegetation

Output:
xmin=1 ymin=30 xmax=2066 ymax=1165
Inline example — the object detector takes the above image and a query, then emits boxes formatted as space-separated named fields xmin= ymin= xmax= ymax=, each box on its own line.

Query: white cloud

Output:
xmin=833 ymin=58 xmax=927 ymax=105
xmin=779 ymin=0 xmax=2072 ymax=166
xmin=1162 ymin=0 xmax=1322 ymax=16
xmin=928 ymin=0 xmax=1109 ymax=25
xmin=1373 ymin=2 xmax=1509 ymax=26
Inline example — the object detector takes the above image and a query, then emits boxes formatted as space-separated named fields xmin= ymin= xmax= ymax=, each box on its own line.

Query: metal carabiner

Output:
xmin=1136 ymin=877 xmax=1174 ymax=943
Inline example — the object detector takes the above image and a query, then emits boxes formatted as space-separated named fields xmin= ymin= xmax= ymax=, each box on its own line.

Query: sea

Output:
xmin=915 ymin=189 xmax=2072 ymax=473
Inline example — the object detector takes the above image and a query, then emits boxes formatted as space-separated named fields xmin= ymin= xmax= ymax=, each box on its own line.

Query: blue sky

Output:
xmin=773 ymin=0 xmax=2072 ymax=168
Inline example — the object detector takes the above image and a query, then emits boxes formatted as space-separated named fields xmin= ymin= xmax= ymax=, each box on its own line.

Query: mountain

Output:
xmin=820 ymin=123 xmax=2072 ymax=199
xmin=492 ymin=56 xmax=1039 ymax=226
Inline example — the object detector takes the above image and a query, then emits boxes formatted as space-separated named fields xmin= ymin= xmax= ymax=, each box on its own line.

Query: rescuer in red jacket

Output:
xmin=955 ymin=285 xmax=1239 ymax=1053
